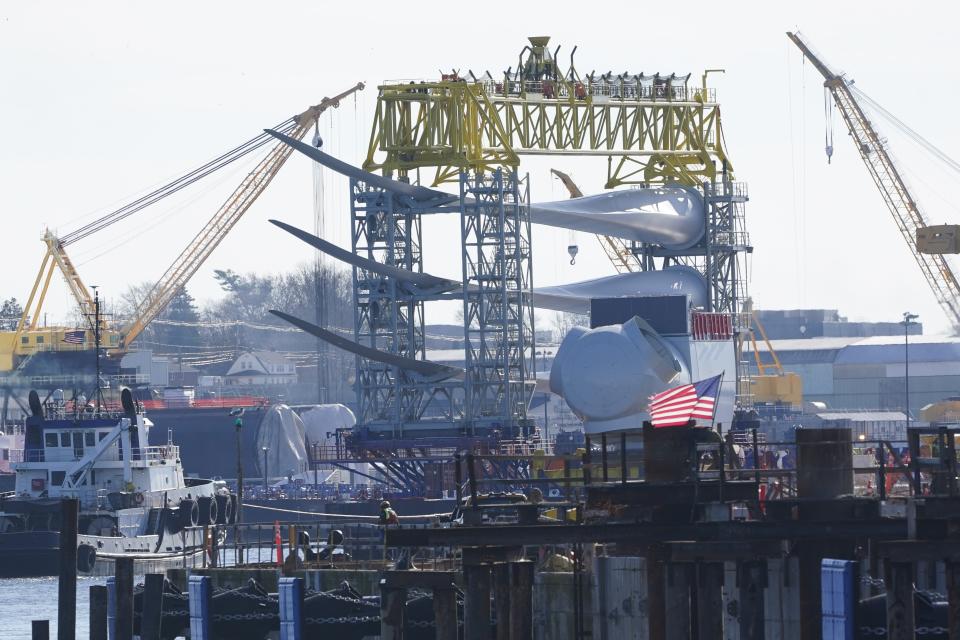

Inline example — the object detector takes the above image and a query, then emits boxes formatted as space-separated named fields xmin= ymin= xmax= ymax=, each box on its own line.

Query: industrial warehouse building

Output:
xmin=750 ymin=333 xmax=960 ymax=414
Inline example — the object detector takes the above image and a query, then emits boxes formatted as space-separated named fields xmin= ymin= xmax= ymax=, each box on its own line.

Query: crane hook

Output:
xmin=567 ymin=244 xmax=579 ymax=266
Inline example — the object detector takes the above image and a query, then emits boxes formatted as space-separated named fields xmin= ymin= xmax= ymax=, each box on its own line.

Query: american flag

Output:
xmin=648 ymin=374 xmax=722 ymax=428
xmin=62 ymin=330 xmax=85 ymax=345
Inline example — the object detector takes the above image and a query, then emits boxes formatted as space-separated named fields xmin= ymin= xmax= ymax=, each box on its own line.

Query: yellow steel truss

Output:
xmin=364 ymin=67 xmax=731 ymax=188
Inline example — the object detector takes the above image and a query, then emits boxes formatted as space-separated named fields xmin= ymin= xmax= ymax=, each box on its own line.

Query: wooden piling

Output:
xmin=114 ymin=557 xmax=134 ymax=640
xmin=141 ymin=574 xmax=164 ymax=640
xmin=739 ymin=561 xmax=766 ymax=640
xmin=379 ymin=580 xmax=406 ymax=640
xmin=31 ymin=620 xmax=49 ymax=640
xmin=646 ymin=551 xmax=666 ymax=640
xmin=696 ymin=563 xmax=724 ymax=640
xmin=88 ymin=585 xmax=108 ymax=640
xmin=509 ymin=560 xmax=534 ymax=640
xmin=493 ymin=563 xmax=511 ymax=640
xmin=57 ymin=498 xmax=78 ymax=640
xmin=886 ymin=561 xmax=915 ymax=640
xmin=464 ymin=563 xmax=491 ymax=640
xmin=433 ymin=586 xmax=458 ymax=640
xmin=664 ymin=563 xmax=692 ymax=640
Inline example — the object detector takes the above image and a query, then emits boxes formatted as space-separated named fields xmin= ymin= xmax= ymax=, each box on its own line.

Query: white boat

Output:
xmin=0 ymin=388 xmax=236 ymax=577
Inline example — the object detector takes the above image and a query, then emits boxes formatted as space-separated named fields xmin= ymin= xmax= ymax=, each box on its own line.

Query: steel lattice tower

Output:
xmin=459 ymin=169 xmax=535 ymax=436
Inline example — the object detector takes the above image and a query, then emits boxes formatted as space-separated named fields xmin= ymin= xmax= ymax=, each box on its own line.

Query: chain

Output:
xmin=212 ymin=612 xmax=278 ymax=621
xmin=860 ymin=625 xmax=949 ymax=636
xmin=305 ymin=615 xmax=379 ymax=624
xmin=860 ymin=575 xmax=885 ymax=588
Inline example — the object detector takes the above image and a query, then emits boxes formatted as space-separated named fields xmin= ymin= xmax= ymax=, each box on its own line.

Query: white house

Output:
xmin=225 ymin=351 xmax=298 ymax=386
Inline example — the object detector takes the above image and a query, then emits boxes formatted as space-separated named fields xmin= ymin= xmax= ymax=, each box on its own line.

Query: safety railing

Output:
xmin=379 ymin=77 xmax=716 ymax=103
xmin=9 ymin=445 xmax=179 ymax=464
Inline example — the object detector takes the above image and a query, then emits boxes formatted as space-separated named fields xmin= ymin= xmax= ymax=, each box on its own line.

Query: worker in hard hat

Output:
xmin=378 ymin=500 xmax=400 ymax=527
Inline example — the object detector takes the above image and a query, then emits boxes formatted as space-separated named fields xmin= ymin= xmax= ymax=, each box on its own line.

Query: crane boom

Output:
xmin=787 ymin=32 xmax=960 ymax=330
xmin=121 ymin=83 xmax=364 ymax=347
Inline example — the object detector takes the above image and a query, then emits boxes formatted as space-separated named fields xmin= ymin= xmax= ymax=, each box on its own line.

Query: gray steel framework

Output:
xmin=459 ymin=170 xmax=535 ymax=435
xmin=349 ymin=178 xmax=459 ymax=434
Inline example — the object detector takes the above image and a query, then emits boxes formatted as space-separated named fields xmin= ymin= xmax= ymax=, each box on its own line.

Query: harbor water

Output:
xmin=1 ymin=576 xmax=106 ymax=640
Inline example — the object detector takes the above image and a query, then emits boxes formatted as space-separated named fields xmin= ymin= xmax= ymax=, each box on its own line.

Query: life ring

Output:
xmin=133 ymin=492 xmax=145 ymax=506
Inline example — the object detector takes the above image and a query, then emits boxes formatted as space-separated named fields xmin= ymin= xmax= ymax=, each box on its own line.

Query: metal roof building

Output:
xmin=748 ymin=335 xmax=960 ymax=414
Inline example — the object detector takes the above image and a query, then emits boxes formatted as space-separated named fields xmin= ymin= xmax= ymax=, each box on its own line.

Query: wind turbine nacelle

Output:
xmin=549 ymin=317 xmax=690 ymax=430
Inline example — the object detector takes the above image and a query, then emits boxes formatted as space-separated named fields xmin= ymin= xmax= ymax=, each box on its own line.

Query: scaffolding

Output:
xmin=459 ymin=169 xmax=535 ymax=436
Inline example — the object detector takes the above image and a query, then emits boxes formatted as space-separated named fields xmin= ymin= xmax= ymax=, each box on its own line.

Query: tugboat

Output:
xmin=0 ymin=387 xmax=237 ymax=577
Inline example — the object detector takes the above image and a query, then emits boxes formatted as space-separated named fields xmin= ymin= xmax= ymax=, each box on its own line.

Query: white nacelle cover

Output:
xmin=300 ymin=404 xmax=357 ymax=446
xmin=549 ymin=317 xmax=690 ymax=422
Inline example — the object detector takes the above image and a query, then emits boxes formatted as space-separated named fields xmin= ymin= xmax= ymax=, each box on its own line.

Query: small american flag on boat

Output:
xmin=62 ymin=330 xmax=85 ymax=345
xmin=648 ymin=374 xmax=722 ymax=427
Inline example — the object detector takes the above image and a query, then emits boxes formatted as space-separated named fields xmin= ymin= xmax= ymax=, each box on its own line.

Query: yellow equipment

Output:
xmin=549 ymin=168 xmax=638 ymax=273
xmin=364 ymin=36 xmax=731 ymax=190
xmin=2 ymin=83 xmax=364 ymax=372
xmin=739 ymin=300 xmax=803 ymax=407
xmin=788 ymin=32 xmax=960 ymax=331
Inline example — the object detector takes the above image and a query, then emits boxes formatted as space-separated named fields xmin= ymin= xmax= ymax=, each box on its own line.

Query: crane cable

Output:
xmin=850 ymin=85 xmax=960 ymax=178
xmin=59 ymin=117 xmax=300 ymax=246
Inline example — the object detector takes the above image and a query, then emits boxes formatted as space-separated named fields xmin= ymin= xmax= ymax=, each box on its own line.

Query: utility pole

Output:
xmin=902 ymin=312 xmax=919 ymax=431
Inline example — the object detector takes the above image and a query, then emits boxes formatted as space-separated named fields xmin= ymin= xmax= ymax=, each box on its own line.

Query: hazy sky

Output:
xmin=2 ymin=1 xmax=959 ymax=334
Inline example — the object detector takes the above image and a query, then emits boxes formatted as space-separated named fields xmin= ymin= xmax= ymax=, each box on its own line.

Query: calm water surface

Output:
xmin=0 ymin=576 xmax=105 ymax=640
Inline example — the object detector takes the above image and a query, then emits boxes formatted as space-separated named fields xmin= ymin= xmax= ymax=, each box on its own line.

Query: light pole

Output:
xmin=229 ymin=407 xmax=245 ymax=564
xmin=902 ymin=312 xmax=919 ymax=431
xmin=262 ymin=446 xmax=270 ymax=491
xmin=229 ymin=408 xmax=244 ymax=524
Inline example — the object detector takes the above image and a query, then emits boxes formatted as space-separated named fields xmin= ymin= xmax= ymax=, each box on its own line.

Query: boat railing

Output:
xmin=10 ymin=445 xmax=179 ymax=464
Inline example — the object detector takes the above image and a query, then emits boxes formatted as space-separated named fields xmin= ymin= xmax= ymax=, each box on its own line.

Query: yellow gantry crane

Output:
xmin=2 ymin=83 xmax=364 ymax=372
xmin=788 ymin=32 xmax=960 ymax=331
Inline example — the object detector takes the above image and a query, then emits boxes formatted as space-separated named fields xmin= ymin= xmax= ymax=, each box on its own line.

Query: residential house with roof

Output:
xmin=225 ymin=351 xmax=298 ymax=387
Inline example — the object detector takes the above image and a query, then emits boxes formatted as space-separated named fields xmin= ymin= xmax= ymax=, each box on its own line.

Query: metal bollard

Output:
xmin=279 ymin=576 xmax=304 ymax=640
xmin=105 ymin=577 xmax=116 ymax=640
xmin=189 ymin=575 xmax=213 ymax=640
